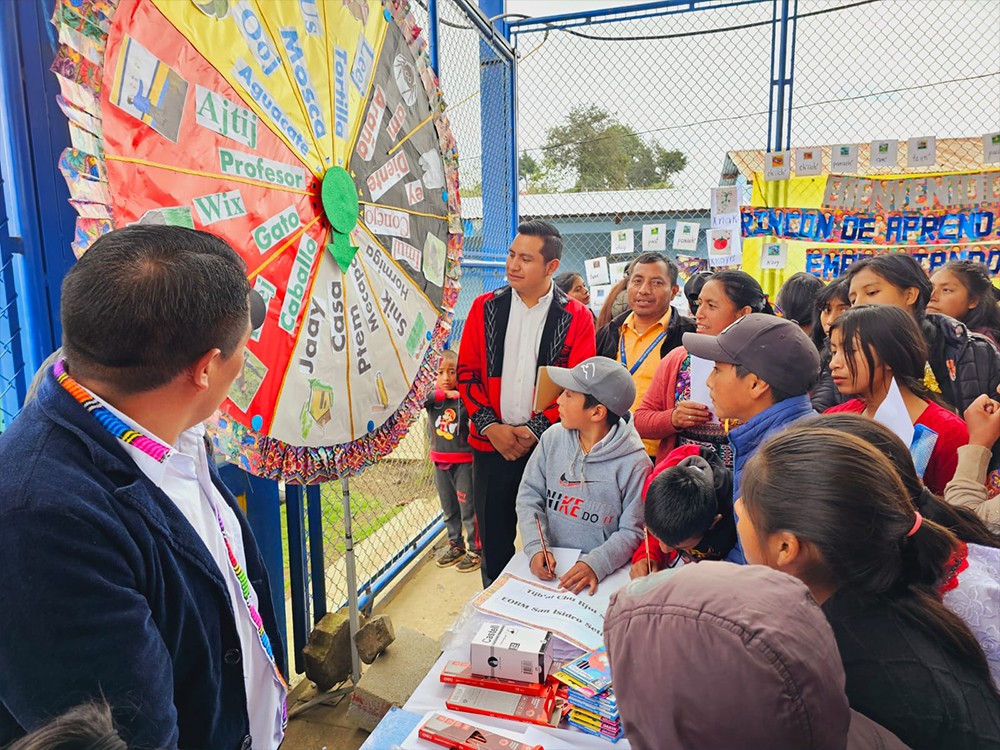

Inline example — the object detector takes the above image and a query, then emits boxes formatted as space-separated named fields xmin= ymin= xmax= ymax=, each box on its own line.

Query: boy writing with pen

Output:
xmin=515 ymin=357 xmax=651 ymax=594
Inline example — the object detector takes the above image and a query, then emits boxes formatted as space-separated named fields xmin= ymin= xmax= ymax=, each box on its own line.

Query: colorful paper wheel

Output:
xmin=50 ymin=0 xmax=463 ymax=483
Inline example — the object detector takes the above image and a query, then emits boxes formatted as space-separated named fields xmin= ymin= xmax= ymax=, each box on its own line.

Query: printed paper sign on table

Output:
xmin=641 ymin=223 xmax=666 ymax=252
xmin=611 ymin=228 xmax=633 ymax=254
xmin=764 ymin=150 xmax=791 ymax=181
xmin=870 ymin=139 xmax=898 ymax=168
xmin=761 ymin=242 xmax=788 ymax=269
xmin=673 ymin=221 xmax=700 ymax=252
xmin=585 ymin=256 xmax=610 ymax=286
xmin=706 ymin=229 xmax=741 ymax=268
xmin=832 ymin=144 xmax=859 ymax=173
xmin=984 ymin=132 xmax=1000 ymax=164
xmin=795 ymin=148 xmax=822 ymax=177
xmin=907 ymin=137 xmax=936 ymax=168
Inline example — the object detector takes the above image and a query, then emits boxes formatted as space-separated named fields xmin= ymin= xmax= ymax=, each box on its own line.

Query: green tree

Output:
xmin=541 ymin=105 xmax=686 ymax=192
xmin=518 ymin=151 xmax=556 ymax=194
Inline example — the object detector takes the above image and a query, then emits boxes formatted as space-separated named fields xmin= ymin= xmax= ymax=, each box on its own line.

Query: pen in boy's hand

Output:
xmin=535 ymin=513 xmax=555 ymax=575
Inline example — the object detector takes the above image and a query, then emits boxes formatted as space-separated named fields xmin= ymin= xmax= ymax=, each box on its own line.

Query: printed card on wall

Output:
xmin=706 ymin=229 xmax=741 ymax=268
xmin=710 ymin=187 xmax=739 ymax=228
xmin=611 ymin=228 xmax=634 ymax=255
xmin=907 ymin=137 xmax=936 ymax=168
xmin=761 ymin=242 xmax=788 ymax=270
xmin=673 ymin=221 xmax=700 ymax=252
xmin=870 ymin=139 xmax=898 ymax=168
xmin=831 ymin=144 xmax=859 ymax=173
xmin=586 ymin=256 xmax=611 ymax=286
xmin=984 ymin=132 xmax=1000 ymax=164
xmin=794 ymin=148 xmax=822 ymax=177
xmin=764 ymin=150 xmax=791 ymax=181
xmin=590 ymin=284 xmax=612 ymax=314
xmin=642 ymin=223 xmax=666 ymax=252
xmin=609 ymin=261 xmax=630 ymax=283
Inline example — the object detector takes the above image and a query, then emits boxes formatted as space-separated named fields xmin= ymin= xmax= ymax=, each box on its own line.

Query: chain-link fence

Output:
xmin=510 ymin=0 xmax=1000 ymax=309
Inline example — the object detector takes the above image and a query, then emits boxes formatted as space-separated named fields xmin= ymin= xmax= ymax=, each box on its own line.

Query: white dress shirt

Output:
xmin=94 ymin=394 xmax=286 ymax=749
xmin=500 ymin=284 xmax=554 ymax=425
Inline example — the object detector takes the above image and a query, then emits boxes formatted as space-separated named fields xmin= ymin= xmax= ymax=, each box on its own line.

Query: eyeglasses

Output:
xmin=674 ymin=546 xmax=711 ymax=563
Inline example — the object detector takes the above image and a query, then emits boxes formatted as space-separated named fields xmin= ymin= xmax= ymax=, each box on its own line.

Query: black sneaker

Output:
xmin=456 ymin=552 xmax=481 ymax=573
xmin=436 ymin=546 xmax=466 ymax=568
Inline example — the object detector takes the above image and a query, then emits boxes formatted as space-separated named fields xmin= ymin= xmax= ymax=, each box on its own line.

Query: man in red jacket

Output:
xmin=458 ymin=220 xmax=596 ymax=585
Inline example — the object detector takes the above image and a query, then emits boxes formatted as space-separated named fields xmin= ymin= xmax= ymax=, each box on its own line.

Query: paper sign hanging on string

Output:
xmin=590 ymin=283 xmax=611 ymax=314
xmin=673 ymin=221 xmax=700 ymax=252
xmin=761 ymin=242 xmax=788 ymax=270
xmin=585 ymin=256 xmax=610 ymax=286
xmin=706 ymin=229 xmax=741 ymax=268
xmin=831 ymin=144 xmax=859 ymax=173
xmin=609 ymin=261 xmax=629 ymax=283
xmin=870 ymin=139 xmax=898 ymax=168
xmin=907 ymin=137 xmax=937 ymax=168
xmin=611 ymin=228 xmax=633 ymax=255
xmin=764 ymin=150 xmax=791 ymax=181
xmin=984 ymin=132 xmax=1000 ymax=164
xmin=711 ymin=186 xmax=739 ymax=225
xmin=642 ymin=223 xmax=666 ymax=252
xmin=795 ymin=148 xmax=823 ymax=177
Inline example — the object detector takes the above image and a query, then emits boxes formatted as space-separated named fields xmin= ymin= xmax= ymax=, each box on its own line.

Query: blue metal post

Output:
xmin=769 ymin=0 xmax=796 ymax=152
xmin=428 ymin=0 xmax=440 ymax=75
xmin=284 ymin=484 xmax=309 ymax=674
xmin=305 ymin=484 xmax=327 ymax=623
xmin=477 ymin=0 xmax=517 ymax=264
xmin=217 ymin=465 xmax=287 ymax=659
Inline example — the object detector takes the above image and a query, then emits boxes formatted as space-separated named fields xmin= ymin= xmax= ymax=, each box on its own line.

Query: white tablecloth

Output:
xmin=401 ymin=550 xmax=633 ymax=749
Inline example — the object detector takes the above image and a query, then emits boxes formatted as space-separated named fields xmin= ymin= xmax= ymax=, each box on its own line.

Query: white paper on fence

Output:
xmin=706 ymin=228 xmax=741 ymax=268
xmin=761 ymin=241 xmax=788 ymax=270
xmin=984 ymin=132 xmax=1000 ymax=164
xmin=710 ymin=187 xmax=740 ymax=229
xmin=401 ymin=709 xmax=528 ymax=750
xmin=764 ymin=150 xmax=792 ymax=181
xmin=874 ymin=378 xmax=915 ymax=450
xmin=609 ymin=261 xmax=630 ymax=283
xmin=585 ymin=256 xmax=610 ymax=286
xmin=907 ymin=136 xmax=937 ymax=168
xmin=870 ymin=139 xmax=898 ymax=168
xmin=832 ymin=144 xmax=859 ymax=173
xmin=642 ymin=223 xmax=666 ymax=252
xmin=795 ymin=147 xmax=823 ymax=177
xmin=688 ymin=355 xmax=719 ymax=424
xmin=673 ymin=220 xmax=700 ymax=251
xmin=611 ymin=228 xmax=634 ymax=254
xmin=590 ymin=283 xmax=611 ymax=314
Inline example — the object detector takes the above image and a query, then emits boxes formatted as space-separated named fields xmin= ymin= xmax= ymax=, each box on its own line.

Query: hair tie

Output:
xmin=906 ymin=511 xmax=923 ymax=538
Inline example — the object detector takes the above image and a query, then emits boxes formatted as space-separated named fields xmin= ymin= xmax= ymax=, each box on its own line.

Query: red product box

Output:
xmin=445 ymin=684 xmax=560 ymax=727
xmin=441 ymin=660 xmax=557 ymax=698
xmin=418 ymin=713 xmax=544 ymax=750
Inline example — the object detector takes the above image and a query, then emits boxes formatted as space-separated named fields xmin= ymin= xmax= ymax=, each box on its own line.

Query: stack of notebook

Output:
xmin=551 ymin=646 xmax=623 ymax=742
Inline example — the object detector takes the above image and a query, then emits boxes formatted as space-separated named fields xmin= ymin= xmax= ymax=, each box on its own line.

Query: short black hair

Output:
xmin=645 ymin=464 xmax=717 ymax=546
xmin=734 ymin=363 xmax=797 ymax=404
xmin=61 ymin=225 xmax=251 ymax=395
xmin=775 ymin=272 xmax=824 ymax=327
xmin=517 ymin=220 xmax=563 ymax=263
xmin=631 ymin=251 xmax=679 ymax=285
xmin=583 ymin=392 xmax=621 ymax=427
xmin=553 ymin=271 xmax=584 ymax=295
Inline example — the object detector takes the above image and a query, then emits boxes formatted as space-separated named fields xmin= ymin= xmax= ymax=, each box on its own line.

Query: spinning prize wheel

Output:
xmin=51 ymin=0 xmax=463 ymax=483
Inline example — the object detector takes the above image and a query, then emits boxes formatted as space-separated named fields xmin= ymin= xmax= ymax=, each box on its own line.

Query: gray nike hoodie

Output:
xmin=516 ymin=413 xmax=651 ymax=581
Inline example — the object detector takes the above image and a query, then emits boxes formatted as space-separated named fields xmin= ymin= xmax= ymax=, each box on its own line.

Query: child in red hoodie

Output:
xmin=630 ymin=443 xmax=737 ymax=577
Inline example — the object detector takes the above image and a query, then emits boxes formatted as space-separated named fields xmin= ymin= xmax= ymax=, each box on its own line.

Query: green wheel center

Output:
xmin=321 ymin=166 xmax=360 ymax=235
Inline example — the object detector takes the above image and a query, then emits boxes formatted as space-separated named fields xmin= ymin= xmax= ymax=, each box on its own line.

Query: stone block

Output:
xmin=302 ymin=610 xmax=366 ymax=691
xmin=354 ymin=614 xmax=396 ymax=664
xmin=346 ymin=627 xmax=441 ymax=732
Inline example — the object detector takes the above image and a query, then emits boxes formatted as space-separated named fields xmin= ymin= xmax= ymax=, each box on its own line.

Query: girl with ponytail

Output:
xmin=813 ymin=412 xmax=1000 ymax=688
xmin=737 ymin=427 xmax=1000 ymax=750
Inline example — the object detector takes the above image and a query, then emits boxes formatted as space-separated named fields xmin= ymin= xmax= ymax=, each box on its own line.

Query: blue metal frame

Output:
xmin=509 ymin=0 xmax=769 ymax=33
xmin=306 ymin=484 xmax=327 ymax=623
xmin=285 ymin=484 xmax=309 ymax=675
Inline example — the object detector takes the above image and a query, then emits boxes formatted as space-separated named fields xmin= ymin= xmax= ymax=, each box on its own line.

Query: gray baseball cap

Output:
xmin=545 ymin=356 xmax=636 ymax=417
xmin=682 ymin=313 xmax=820 ymax=396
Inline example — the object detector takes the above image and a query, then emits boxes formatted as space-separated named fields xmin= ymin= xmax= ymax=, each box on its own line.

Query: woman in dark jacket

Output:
xmin=810 ymin=277 xmax=851 ymax=412
xmin=738 ymin=427 xmax=1000 ymax=750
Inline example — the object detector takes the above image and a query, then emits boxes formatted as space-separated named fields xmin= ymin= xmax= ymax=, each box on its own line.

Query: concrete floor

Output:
xmin=280 ymin=538 xmax=483 ymax=750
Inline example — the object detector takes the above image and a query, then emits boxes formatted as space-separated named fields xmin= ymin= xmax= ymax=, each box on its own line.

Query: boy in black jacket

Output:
xmin=425 ymin=350 xmax=480 ymax=572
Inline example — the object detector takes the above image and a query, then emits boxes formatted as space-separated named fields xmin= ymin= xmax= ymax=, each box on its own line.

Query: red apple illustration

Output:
xmin=713 ymin=236 xmax=729 ymax=251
